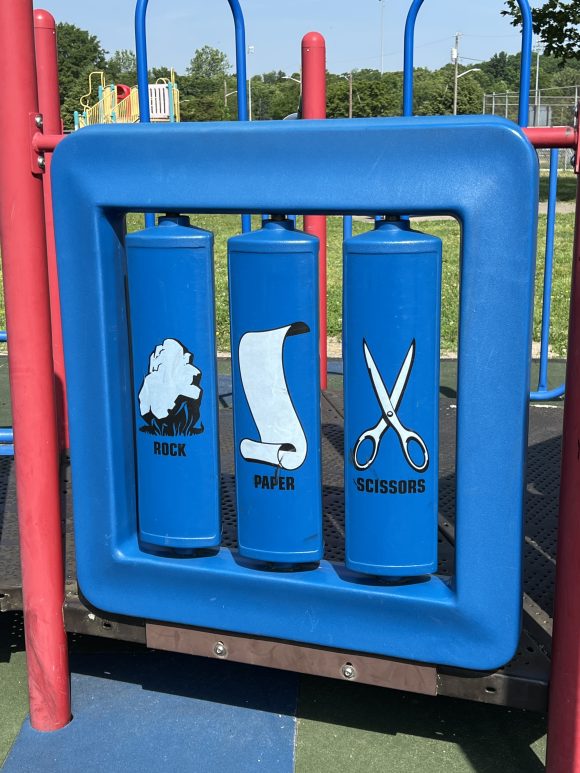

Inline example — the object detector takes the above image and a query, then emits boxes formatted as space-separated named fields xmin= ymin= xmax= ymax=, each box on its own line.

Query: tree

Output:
xmin=503 ymin=0 xmax=580 ymax=63
xmin=187 ymin=46 xmax=230 ymax=79
xmin=480 ymin=52 xmax=521 ymax=85
xmin=107 ymin=49 xmax=137 ymax=84
xmin=57 ymin=23 xmax=108 ymax=129
xmin=150 ymin=66 xmax=173 ymax=82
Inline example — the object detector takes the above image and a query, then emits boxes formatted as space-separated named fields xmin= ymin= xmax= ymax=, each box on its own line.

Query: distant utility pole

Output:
xmin=452 ymin=32 xmax=461 ymax=116
xmin=379 ymin=0 xmax=385 ymax=75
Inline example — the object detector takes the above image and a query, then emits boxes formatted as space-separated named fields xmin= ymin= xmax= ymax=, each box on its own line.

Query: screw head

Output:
xmin=37 ymin=154 xmax=45 ymax=170
xmin=35 ymin=114 xmax=43 ymax=129
xmin=213 ymin=641 xmax=228 ymax=658
xmin=341 ymin=663 xmax=357 ymax=680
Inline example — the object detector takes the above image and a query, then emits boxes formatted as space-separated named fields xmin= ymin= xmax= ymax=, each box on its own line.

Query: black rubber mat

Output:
xmin=0 ymin=388 xmax=563 ymax=707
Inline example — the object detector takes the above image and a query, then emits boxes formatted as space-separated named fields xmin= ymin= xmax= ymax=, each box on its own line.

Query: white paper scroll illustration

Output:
xmin=239 ymin=322 xmax=309 ymax=470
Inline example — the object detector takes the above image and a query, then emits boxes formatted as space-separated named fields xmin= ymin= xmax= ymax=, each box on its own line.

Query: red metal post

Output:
xmin=34 ymin=9 xmax=68 ymax=450
xmin=0 ymin=0 xmax=70 ymax=730
xmin=524 ymin=125 xmax=577 ymax=149
xmin=301 ymin=31 xmax=328 ymax=390
xmin=546 ymin=169 xmax=580 ymax=772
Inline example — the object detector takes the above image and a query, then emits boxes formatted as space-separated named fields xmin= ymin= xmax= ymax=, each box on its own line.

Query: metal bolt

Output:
xmin=37 ymin=154 xmax=45 ymax=170
xmin=35 ymin=114 xmax=43 ymax=129
xmin=341 ymin=663 xmax=357 ymax=680
xmin=213 ymin=641 xmax=228 ymax=658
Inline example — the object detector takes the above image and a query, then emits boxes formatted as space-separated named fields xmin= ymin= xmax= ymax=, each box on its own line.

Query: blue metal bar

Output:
xmin=403 ymin=0 xmax=533 ymax=126
xmin=134 ymin=0 xmax=250 ymax=231
xmin=343 ymin=216 xmax=353 ymax=241
xmin=531 ymin=147 xmax=565 ymax=401
xmin=0 ymin=336 xmax=17 ymax=452
xmin=530 ymin=384 xmax=565 ymax=401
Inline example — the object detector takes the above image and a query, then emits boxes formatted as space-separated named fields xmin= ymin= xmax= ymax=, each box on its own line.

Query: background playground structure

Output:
xmin=73 ymin=69 xmax=180 ymax=129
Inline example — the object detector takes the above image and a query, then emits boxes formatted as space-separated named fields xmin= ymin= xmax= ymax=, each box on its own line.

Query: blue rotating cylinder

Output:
xmin=228 ymin=217 xmax=323 ymax=564
xmin=126 ymin=215 xmax=220 ymax=550
xmin=343 ymin=218 xmax=441 ymax=576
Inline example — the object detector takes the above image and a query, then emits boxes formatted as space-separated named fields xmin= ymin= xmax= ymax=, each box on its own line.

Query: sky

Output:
xmin=34 ymin=0 xmax=534 ymax=76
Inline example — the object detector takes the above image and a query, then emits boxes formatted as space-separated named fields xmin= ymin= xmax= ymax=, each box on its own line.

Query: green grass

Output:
xmin=0 ymin=209 xmax=573 ymax=356
xmin=539 ymin=171 xmax=576 ymax=202
xmin=124 ymin=212 xmax=574 ymax=356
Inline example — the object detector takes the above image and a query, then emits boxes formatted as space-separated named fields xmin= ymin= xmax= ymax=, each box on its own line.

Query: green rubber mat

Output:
xmin=295 ymin=676 xmax=547 ymax=772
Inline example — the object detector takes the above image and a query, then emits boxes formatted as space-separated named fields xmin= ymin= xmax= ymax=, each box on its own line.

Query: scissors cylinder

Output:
xmin=228 ymin=218 xmax=323 ymax=564
xmin=126 ymin=215 xmax=221 ymax=550
xmin=343 ymin=219 xmax=442 ymax=576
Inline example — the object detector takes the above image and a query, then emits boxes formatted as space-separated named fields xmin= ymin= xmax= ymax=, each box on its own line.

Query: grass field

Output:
xmin=0 ymin=194 xmax=573 ymax=357
xmin=124 ymin=210 xmax=575 ymax=355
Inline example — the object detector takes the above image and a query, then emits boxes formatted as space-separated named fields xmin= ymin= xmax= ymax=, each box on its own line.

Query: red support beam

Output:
xmin=524 ymin=125 xmax=577 ymax=149
xmin=32 ymin=132 xmax=65 ymax=153
xmin=0 ymin=0 xmax=70 ymax=730
xmin=34 ymin=9 xmax=68 ymax=449
xmin=546 ymin=171 xmax=580 ymax=772
xmin=301 ymin=31 xmax=328 ymax=390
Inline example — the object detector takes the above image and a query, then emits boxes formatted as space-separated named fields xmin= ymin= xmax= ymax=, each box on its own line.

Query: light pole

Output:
xmin=348 ymin=72 xmax=353 ymax=117
xmin=451 ymin=33 xmax=461 ymax=116
xmin=282 ymin=75 xmax=302 ymax=116
xmin=454 ymin=68 xmax=481 ymax=115
xmin=340 ymin=73 xmax=353 ymax=118
xmin=224 ymin=79 xmax=236 ymax=108
xmin=247 ymin=44 xmax=254 ymax=120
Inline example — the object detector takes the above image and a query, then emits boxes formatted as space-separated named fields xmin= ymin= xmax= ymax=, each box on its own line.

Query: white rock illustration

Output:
xmin=139 ymin=338 xmax=201 ymax=420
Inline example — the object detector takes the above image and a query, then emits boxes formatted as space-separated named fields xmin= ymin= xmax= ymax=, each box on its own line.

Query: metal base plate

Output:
xmin=0 ymin=390 xmax=561 ymax=711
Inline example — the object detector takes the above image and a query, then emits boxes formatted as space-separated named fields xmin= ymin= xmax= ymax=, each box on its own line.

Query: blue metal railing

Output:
xmin=0 ymin=331 xmax=14 ymax=454
xmin=531 ymin=148 xmax=566 ymax=400
xmin=403 ymin=0 xmax=533 ymax=125
xmin=402 ymin=0 xmax=564 ymax=401
xmin=134 ymin=0 xmax=251 ymax=232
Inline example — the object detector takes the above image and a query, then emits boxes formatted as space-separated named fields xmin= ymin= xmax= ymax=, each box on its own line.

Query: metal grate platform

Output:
xmin=0 ymin=388 xmax=562 ymax=711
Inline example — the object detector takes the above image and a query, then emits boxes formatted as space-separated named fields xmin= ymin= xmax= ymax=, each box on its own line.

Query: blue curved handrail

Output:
xmin=134 ymin=0 xmax=251 ymax=232
xmin=403 ymin=0 xmax=533 ymax=126
xmin=530 ymin=148 xmax=565 ymax=401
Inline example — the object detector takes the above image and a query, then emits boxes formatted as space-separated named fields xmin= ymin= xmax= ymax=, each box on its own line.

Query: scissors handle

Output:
xmin=397 ymin=428 xmax=429 ymax=473
xmin=353 ymin=419 xmax=386 ymax=471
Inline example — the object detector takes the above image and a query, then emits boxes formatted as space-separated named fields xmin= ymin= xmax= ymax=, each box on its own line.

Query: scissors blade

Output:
xmin=363 ymin=339 xmax=415 ymax=416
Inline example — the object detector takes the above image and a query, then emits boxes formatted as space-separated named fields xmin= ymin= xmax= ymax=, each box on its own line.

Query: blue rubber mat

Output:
xmin=3 ymin=651 xmax=297 ymax=773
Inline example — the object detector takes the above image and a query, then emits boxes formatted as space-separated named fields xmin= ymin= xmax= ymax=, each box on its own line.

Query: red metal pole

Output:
xmin=0 ymin=0 xmax=70 ymax=730
xmin=546 ymin=173 xmax=580 ymax=772
xmin=34 ymin=9 xmax=68 ymax=450
xmin=524 ymin=125 xmax=577 ymax=149
xmin=301 ymin=31 xmax=328 ymax=390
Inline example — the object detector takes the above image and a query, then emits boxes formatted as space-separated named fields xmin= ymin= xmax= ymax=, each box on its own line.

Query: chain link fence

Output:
xmin=483 ymin=85 xmax=578 ymax=170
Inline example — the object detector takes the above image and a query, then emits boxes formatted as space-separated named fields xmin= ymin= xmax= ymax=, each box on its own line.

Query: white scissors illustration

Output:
xmin=353 ymin=339 xmax=429 ymax=473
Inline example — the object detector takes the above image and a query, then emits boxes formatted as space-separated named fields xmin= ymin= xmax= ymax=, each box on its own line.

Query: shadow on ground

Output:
xmin=295 ymin=675 xmax=547 ymax=773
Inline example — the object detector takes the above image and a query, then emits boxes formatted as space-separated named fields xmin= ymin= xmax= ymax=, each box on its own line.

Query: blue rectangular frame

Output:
xmin=52 ymin=116 xmax=538 ymax=670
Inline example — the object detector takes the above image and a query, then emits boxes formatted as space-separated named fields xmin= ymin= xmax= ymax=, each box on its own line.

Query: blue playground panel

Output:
xmin=51 ymin=116 xmax=538 ymax=671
